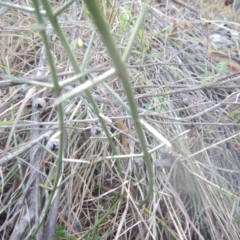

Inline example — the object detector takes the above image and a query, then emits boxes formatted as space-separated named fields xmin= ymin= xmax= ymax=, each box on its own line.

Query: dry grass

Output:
xmin=0 ymin=0 xmax=240 ymax=239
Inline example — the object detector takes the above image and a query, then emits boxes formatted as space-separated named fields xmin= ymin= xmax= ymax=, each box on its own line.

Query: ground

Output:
xmin=0 ymin=1 xmax=240 ymax=239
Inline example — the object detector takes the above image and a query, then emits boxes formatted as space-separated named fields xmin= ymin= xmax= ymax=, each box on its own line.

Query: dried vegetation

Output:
xmin=0 ymin=0 xmax=240 ymax=239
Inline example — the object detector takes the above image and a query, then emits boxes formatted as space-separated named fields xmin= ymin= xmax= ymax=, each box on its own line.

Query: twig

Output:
xmin=172 ymin=0 xmax=198 ymax=13
xmin=0 ymin=130 xmax=54 ymax=166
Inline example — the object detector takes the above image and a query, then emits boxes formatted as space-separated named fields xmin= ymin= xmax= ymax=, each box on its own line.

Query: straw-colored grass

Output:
xmin=0 ymin=0 xmax=240 ymax=239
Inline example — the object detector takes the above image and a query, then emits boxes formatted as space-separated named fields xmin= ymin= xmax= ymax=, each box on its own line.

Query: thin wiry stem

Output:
xmin=29 ymin=0 xmax=65 ymax=238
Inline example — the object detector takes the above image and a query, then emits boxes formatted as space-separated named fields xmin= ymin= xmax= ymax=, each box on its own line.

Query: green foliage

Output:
xmin=138 ymin=28 xmax=150 ymax=54
xmin=158 ymin=95 xmax=168 ymax=111
xmin=230 ymin=108 xmax=240 ymax=123
xmin=70 ymin=39 xmax=78 ymax=51
xmin=118 ymin=7 xmax=135 ymax=33
xmin=54 ymin=226 xmax=77 ymax=240
xmin=214 ymin=61 xmax=228 ymax=74
xmin=142 ymin=102 xmax=152 ymax=110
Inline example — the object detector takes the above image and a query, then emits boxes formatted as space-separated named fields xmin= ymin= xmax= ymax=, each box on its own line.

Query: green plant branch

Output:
xmin=29 ymin=0 xmax=65 ymax=238
xmin=80 ymin=32 xmax=95 ymax=71
xmin=54 ymin=0 xmax=75 ymax=17
xmin=84 ymin=0 xmax=153 ymax=207
xmin=55 ymin=68 xmax=116 ymax=104
xmin=38 ymin=0 xmax=122 ymax=179
xmin=122 ymin=4 xmax=149 ymax=61
xmin=0 ymin=0 xmax=45 ymax=14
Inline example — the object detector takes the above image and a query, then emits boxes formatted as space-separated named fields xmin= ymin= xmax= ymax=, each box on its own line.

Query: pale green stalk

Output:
xmin=29 ymin=0 xmax=65 ymax=237
xmin=84 ymin=1 xmax=153 ymax=206
xmin=0 ymin=0 xmax=45 ymax=14
xmin=37 ymin=0 xmax=121 ymax=179
xmin=54 ymin=0 xmax=74 ymax=17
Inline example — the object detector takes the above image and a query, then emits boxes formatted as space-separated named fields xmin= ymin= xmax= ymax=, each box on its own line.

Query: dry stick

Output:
xmin=2 ymin=73 xmax=239 ymax=129
xmin=189 ymin=131 xmax=240 ymax=159
xmin=144 ymin=95 xmax=240 ymax=123
xmin=135 ymin=77 xmax=240 ymax=99
xmin=7 ymin=138 xmax=54 ymax=239
xmin=1 ymin=87 xmax=238 ymax=126
xmin=2 ymin=131 xmax=54 ymax=238
xmin=87 ymin=92 xmax=185 ymax=121
xmin=6 ymin=43 xmax=49 ymax=240
xmin=0 ymin=62 xmax=208 ymax=88
xmin=1 ymin=118 xmax=240 ymax=129
xmin=7 ymin=50 xmax=48 ymax=240
xmin=7 ymin=87 xmax=46 ymax=240
xmin=1 ymin=66 xmax=239 ymax=89
xmin=43 ymin=188 xmax=61 ymax=240
xmin=28 ymin=43 xmax=49 ymax=240
xmin=9 ymin=210 xmax=34 ymax=240
xmin=1 ymin=87 xmax=238 ymax=150
xmin=0 ymin=130 xmax=54 ymax=166
xmin=171 ymin=0 xmax=198 ymax=13
xmin=9 ymin=174 xmax=39 ymax=240
xmin=3 ymin=68 xmax=238 ymax=99
xmin=180 ymin=91 xmax=240 ymax=121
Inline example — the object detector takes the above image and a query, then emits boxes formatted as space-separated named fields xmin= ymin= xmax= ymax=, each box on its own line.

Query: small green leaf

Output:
xmin=70 ymin=39 xmax=78 ymax=50
xmin=214 ymin=61 xmax=228 ymax=73
xmin=143 ymin=102 xmax=152 ymax=110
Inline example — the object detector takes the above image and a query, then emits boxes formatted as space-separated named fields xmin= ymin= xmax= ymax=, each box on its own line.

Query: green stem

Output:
xmin=54 ymin=0 xmax=75 ymax=17
xmin=84 ymin=0 xmax=153 ymax=207
xmin=29 ymin=0 xmax=65 ymax=237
